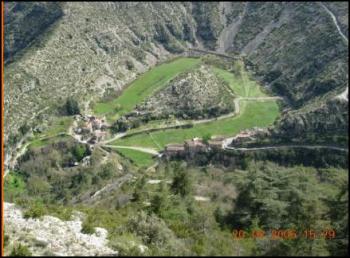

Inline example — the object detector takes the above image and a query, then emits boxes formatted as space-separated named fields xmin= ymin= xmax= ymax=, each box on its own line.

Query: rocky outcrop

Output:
xmin=4 ymin=202 xmax=118 ymax=256
xmin=4 ymin=2 xmax=198 ymax=152
xmin=218 ymin=2 xmax=348 ymax=145
xmin=273 ymin=96 xmax=348 ymax=145
xmin=136 ymin=65 xmax=235 ymax=120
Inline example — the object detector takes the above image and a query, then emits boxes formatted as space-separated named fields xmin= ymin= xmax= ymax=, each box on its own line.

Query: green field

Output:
xmin=112 ymin=148 xmax=156 ymax=167
xmin=93 ymin=57 xmax=201 ymax=121
xmin=111 ymin=100 xmax=279 ymax=149
xmin=92 ymin=56 xmax=281 ymax=166
xmin=110 ymin=58 xmax=280 ymax=150
xmin=213 ymin=65 xmax=266 ymax=98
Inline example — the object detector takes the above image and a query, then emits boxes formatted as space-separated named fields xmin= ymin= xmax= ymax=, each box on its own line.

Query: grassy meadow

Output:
xmin=93 ymin=57 xmax=201 ymax=121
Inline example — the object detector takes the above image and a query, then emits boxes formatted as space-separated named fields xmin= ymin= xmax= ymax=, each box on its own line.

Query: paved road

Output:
xmin=101 ymin=96 xmax=282 ymax=145
xmin=225 ymin=144 xmax=348 ymax=152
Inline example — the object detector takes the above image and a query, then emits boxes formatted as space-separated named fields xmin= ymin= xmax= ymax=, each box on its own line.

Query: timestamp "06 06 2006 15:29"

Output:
xmin=232 ymin=229 xmax=336 ymax=240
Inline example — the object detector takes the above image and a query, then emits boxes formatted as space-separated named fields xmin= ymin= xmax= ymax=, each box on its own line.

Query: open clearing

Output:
xmin=104 ymin=57 xmax=281 ymax=164
xmin=111 ymin=101 xmax=279 ymax=150
xmin=110 ymin=147 xmax=155 ymax=168
xmin=108 ymin=57 xmax=280 ymax=163
xmin=93 ymin=57 xmax=201 ymax=121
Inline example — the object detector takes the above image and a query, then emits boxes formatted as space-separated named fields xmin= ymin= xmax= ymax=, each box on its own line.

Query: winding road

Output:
xmin=100 ymin=96 xmax=282 ymax=146
xmin=319 ymin=3 xmax=348 ymax=44
xmin=225 ymin=144 xmax=348 ymax=152
xmin=318 ymin=2 xmax=348 ymax=102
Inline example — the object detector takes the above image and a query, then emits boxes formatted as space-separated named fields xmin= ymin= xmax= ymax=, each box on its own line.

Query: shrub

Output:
xmin=23 ymin=202 xmax=46 ymax=219
xmin=126 ymin=60 xmax=134 ymax=70
xmin=202 ymin=133 xmax=212 ymax=144
xmin=81 ymin=217 xmax=96 ymax=235
xmin=27 ymin=176 xmax=51 ymax=196
xmin=171 ymin=168 xmax=192 ymax=197
xmin=4 ymin=234 xmax=9 ymax=247
xmin=72 ymin=144 xmax=87 ymax=161
xmin=64 ymin=97 xmax=80 ymax=115
xmin=19 ymin=123 xmax=31 ymax=136
xmin=10 ymin=244 xmax=32 ymax=256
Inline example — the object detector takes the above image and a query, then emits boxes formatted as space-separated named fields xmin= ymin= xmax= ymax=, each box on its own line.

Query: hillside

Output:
xmin=4 ymin=2 xmax=348 ymax=155
xmin=3 ymin=2 xmax=349 ymax=256
xmin=135 ymin=64 xmax=235 ymax=119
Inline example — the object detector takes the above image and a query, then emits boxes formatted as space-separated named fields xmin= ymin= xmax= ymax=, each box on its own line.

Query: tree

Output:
xmin=150 ymin=194 xmax=168 ymax=216
xmin=227 ymin=163 xmax=331 ymax=256
xmin=327 ymin=183 xmax=348 ymax=256
xmin=72 ymin=144 xmax=87 ymax=161
xmin=99 ymin=162 xmax=115 ymax=180
xmin=19 ymin=123 xmax=31 ymax=136
xmin=132 ymin=177 xmax=146 ymax=203
xmin=171 ymin=168 xmax=192 ymax=197
xmin=65 ymin=97 xmax=80 ymax=115
xmin=27 ymin=176 xmax=51 ymax=196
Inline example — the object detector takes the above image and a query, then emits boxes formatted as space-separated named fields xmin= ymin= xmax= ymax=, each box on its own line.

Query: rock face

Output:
xmin=4 ymin=202 xmax=118 ymax=256
xmin=4 ymin=2 xmax=199 ymax=149
xmin=136 ymin=65 xmax=235 ymax=120
xmin=4 ymin=2 xmax=63 ymax=63
xmin=274 ymin=96 xmax=348 ymax=145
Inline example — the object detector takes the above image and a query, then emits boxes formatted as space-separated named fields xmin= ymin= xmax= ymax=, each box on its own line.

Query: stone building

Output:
xmin=208 ymin=136 xmax=225 ymax=150
xmin=164 ymin=144 xmax=185 ymax=158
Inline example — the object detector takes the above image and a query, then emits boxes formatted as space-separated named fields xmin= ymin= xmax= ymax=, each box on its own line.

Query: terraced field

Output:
xmin=106 ymin=57 xmax=281 ymax=165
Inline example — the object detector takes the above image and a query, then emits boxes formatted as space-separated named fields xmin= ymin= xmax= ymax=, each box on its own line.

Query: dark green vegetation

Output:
xmin=225 ymin=163 xmax=348 ymax=256
xmin=183 ymin=146 xmax=348 ymax=170
xmin=5 ymin=137 xmax=94 ymax=205
xmin=63 ymin=97 xmax=80 ymax=116
xmin=6 ymin=150 xmax=348 ymax=255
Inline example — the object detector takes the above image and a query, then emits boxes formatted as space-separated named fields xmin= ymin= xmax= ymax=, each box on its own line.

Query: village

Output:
xmin=69 ymin=111 xmax=269 ymax=163
xmin=163 ymin=127 xmax=268 ymax=158
xmin=71 ymin=114 xmax=109 ymax=146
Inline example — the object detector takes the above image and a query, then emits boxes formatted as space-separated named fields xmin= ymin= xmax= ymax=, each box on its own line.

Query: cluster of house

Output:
xmin=164 ymin=127 xmax=267 ymax=158
xmin=164 ymin=136 xmax=225 ymax=158
xmin=73 ymin=114 xmax=109 ymax=144
xmin=230 ymin=127 xmax=267 ymax=145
